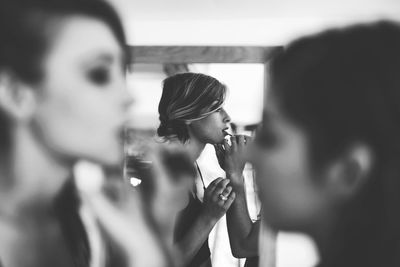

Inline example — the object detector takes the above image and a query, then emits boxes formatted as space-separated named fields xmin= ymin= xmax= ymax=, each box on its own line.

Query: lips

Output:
xmin=222 ymin=127 xmax=232 ymax=137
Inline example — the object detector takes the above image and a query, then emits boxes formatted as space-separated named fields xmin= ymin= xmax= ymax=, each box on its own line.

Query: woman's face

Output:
xmin=32 ymin=16 xmax=131 ymax=166
xmin=251 ymin=99 xmax=333 ymax=232
xmin=188 ymin=107 xmax=231 ymax=144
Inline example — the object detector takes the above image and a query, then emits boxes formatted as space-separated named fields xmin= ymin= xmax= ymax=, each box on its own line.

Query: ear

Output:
xmin=324 ymin=143 xmax=373 ymax=200
xmin=0 ymin=72 xmax=37 ymax=121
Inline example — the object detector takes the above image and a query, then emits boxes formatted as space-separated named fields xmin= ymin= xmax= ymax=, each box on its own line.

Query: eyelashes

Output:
xmin=87 ymin=67 xmax=110 ymax=86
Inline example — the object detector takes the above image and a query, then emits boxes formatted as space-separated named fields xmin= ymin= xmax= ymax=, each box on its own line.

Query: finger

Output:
xmin=214 ymin=144 xmax=224 ymax=157
xmin=212 ymin=179 xmax=230 ymax=201
xmin=221 ymin=186 xmax=233 ymax=197
xmin=206 ymin=177 xmax=224 ymax=195
xmin=213 ymin=144 xmax=220 ymax=152
xmin=217 ymin=199 xmax=226 ymax=207
xmin=223 ymin=192 xmax=236 ymax=209
xmin=220 ymin=144 xmax=227 ymax=154
xmin=244 ymin=135 xmax=253 ymax=145
xmin=214 ymin=146 xmax=223 ymax=162
xmin=237 ymin=135 xmax=245 ymax=147
xmin=214 ymin=186 xmax=232 ymax=203
xmin=216 ymin=144 xmax=225 ymax=152
xmin=223 ymin=138 xmax=231 ymax=153
xmin=216 ymin=178 xmax=230 ymax=191
xmin=230 ymin=135 xmax=237 ymax=151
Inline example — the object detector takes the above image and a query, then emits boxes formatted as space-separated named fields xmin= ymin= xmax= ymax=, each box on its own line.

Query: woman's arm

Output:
xmin=226 ymin=173 xmax=260 ymax=258
xmin=216 ymin=135 xmax=259 ymax=258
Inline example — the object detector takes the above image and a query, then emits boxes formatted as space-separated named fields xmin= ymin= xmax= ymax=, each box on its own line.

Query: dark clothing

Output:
xmin=54 ymin=180 xmax=91 ymax=267
xmin=244 ymin=256 xmax=259 ymax=267
xmin=54 ymin=180 xmax=127 ymax=267
xmin=174 ymin=193 xmax=210 ymax=267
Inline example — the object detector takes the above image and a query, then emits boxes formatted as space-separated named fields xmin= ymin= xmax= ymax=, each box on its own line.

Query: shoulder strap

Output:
xmin=195 ymin=162 xmax=206 ymax=191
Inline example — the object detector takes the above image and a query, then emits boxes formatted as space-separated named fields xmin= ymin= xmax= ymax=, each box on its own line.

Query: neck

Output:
xmin=184 ymin=137 xmax=206 ymax=161
xmin=307 ymin=212 xmax=337 ymax=265
xmin=0 ymin=126 xmax=71 ymax=219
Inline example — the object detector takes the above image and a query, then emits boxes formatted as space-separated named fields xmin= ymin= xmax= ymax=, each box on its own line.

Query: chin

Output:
xmin=92 ymin=147 xmax=124 ymax=167
xmin=105 ymin=153 xmax=124 ymax=167
xmin=213 ymin=136 xmax=226 ymax=144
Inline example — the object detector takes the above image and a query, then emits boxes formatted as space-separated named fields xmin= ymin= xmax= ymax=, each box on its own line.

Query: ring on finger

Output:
xmin=219 ymin=193 xmax=228 ymax=201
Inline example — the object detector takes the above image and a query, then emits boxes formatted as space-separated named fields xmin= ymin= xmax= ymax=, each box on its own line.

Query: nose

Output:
xmin=116 ymin=78 xmax=134 ymax=111
xmin=122 ymin=89 xmax=134 ymax=111
xmin=222 ymin=108 xmax=231 ymax=123
xmin=120 ymin=89 xmax=135 ymax=126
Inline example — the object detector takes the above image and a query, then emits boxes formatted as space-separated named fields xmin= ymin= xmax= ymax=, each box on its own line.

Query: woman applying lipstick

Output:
xmin=157 ymin=72 xmax=236 ymax=267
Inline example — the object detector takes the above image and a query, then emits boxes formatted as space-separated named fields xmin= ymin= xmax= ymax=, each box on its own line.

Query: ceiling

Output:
xmin=110 ymin=0 xmax=400 ymax=21
xmin=107 ymin=0 xmax=400 ymax=45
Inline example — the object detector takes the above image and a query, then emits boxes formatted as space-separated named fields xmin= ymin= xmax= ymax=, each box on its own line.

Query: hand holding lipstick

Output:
xmin=214 ymin=134 xmax=252 ymax=187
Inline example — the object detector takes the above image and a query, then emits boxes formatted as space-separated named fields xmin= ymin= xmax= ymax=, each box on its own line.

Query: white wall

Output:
xmin=108 ymin=0 xmax=400 ymax=46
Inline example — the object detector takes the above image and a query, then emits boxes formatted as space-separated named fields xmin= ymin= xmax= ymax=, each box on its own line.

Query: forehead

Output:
xmin=43 ymin=16 xmax=122 ymax=66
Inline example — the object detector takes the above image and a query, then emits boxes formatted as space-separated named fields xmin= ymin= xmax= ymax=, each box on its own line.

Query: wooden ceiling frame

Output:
xmin=127 ymin=45 xmax=282 ymax=64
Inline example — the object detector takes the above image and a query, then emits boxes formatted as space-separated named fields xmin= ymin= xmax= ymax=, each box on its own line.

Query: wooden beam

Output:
xmin=128 ymin=46 xmax=281 ymax=64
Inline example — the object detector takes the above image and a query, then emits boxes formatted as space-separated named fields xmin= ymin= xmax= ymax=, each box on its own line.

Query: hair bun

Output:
xmin=157 ymin=119 xmax=187 ymax=141
xmin=157 ymin=122 xmax=169 ymax=137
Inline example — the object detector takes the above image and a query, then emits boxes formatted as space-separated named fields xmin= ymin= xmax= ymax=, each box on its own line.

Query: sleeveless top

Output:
xmin=174 ymin=193 xmax=211 ymax=267
xmin=245 ymin=256 xmax=259 ymax=267
xmin=173 ymin=163 xmax=211 ymax=267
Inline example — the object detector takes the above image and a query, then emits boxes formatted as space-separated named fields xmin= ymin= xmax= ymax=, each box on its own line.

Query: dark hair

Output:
xmin=0 ymin=0 xmax=126 ymax=155
xmin=268 ymin=21 xmax=400 ymax=266
xmin=157 ymin=72 xmax=227 ymax=142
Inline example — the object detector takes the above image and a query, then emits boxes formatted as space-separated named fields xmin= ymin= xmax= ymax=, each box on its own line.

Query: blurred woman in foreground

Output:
xmin=252 ymin=21 xmax=400 ymax=267
xmin=0 ymin=0 xmax=165 ymax=266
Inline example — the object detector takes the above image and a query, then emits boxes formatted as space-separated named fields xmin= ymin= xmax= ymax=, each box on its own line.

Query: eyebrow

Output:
xmin=90 ymin=53 xmax=114 ymax=63
xmin=83 ymin=49 xmax=123 ymax=64
xmin=80 ymin=52 xmax=124 ymax=71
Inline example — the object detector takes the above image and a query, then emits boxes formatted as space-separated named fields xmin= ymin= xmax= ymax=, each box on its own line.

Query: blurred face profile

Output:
xmin=252 ymin=99 xmax=332 ymax=232
xmin=32 ymin=16 xmax=131 ymax=166
xmin=188 ymin=107 xmax=231 ymax=144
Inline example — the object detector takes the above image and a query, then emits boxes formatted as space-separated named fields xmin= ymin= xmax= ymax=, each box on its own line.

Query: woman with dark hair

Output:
xmin=157 ymin=72 xmax=236 ymax=267
xmin=0 ymin=0 xmax=165 ymax=266
xmin=252 ymin=21 xmax=400 ymax=267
